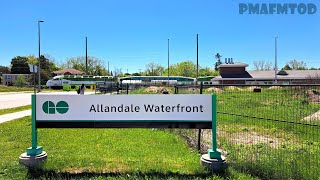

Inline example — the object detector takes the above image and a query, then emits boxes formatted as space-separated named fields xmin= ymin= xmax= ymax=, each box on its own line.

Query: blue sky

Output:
xmin=0 ymin=0 xmax=320 ymax=73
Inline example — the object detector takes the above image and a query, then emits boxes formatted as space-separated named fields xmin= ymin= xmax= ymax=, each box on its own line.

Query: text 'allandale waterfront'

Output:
xmin=89 ymin=104 xmax=204 ymax=113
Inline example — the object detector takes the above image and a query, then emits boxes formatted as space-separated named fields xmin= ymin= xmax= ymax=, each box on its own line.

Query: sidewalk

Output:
xmin=0 ymin=110 xmax=31 ymax=124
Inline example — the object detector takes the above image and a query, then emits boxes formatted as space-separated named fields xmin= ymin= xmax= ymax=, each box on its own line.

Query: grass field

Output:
xmin=0 ymin=116 xmax=257 ymax=179
xmin=129 ymin=86 xmax=320 ymax=179
xmin=0 ymin=105 xmax=31 ymax=115
xmin=0 ymin=85 xmax=34 ymax=92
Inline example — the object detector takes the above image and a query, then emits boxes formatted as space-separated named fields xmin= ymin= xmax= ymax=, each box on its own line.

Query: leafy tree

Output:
xmin=199 ymin=67 xmax=218 ymax=77
xmin=144 ymin=62 xmax=165 ymax=76
xmin=309 ymin=67 xmax=319 ymax=70
xmin=10 ymin=56 xmax=30 ymax=74
xmin=131 ymin=72 xmax=141 ymax=76
xmin=214 ymin=53 xmax=222 ymax=71
xmin=0 ymin=66 xmax=10 ymax=74
xmin=253 ymin=60 xmax=273 ymax=71
xmin=61 ymin=56 xmax=108 ymax=75
xmin=287 ymin=60 xmax=307 ymax=70
xmin=282 ymin=64 xmax=292 ymax=70
xmin=14 ymin=74 xmax=27 ymax=87
xmin=28 ymin=55 xmax=60 ymax=85
xmin=163 ymin=61 xmax=197 ymax=77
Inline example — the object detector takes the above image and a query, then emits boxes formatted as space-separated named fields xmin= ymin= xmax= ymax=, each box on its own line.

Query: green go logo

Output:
xmin=42 ymin=101 xmax=69 ymax=114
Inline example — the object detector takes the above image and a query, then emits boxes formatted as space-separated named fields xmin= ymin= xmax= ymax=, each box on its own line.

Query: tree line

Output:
xmin=0 ymin=53 xmax=316 ymax=86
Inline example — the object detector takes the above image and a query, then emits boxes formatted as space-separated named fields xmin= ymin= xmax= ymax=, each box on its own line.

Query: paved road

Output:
xmin=0 ymin=91 xmax=96 ymax=110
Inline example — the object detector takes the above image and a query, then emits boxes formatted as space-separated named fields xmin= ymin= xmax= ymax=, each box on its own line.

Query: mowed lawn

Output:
xmin=0 ymin=116 xmax=256 ymax=179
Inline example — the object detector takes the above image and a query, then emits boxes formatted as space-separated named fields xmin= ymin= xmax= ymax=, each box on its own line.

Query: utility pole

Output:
xmin=167 ymin=39 xmax=170 ymax=86
xmin=196 ymin=34 xmax=199 ymax=79
xmin=275 ymin=36 xmax=278 ymax=84
xmin=86 ymin=36 xmax=88 ymax=75
xmin=38 ymin=20 xmax=44 ymax=93
xmin=108 ymin=61 xmax=110 ymax=75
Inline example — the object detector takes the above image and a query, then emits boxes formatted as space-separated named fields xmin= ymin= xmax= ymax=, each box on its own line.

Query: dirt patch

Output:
xmin=246 ymin=86 xmax=261 ymax=92
xmin=202 ymin=128 xmax=283 ymax=149
xmin=307 ymin=90 xmax=320 ymax=103
xmin=144 ymin=86 xmax=171 ymax=94
xmin=303 ymin=110 xmax=320 ymax=121
xmin=268 ymin=86 xmax=282 ymax=90
xmin=224 ymin=86 xmax=243 ymax=91
xmin=205 ymin=87 xmax=224 ymax=93
xmin=228 ymin=131 xmax=282 ymax=148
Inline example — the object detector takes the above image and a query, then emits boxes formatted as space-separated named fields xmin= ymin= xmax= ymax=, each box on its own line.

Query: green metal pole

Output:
xmin=208 ymin=95 xmax=221 ymax=159
xmin=26 ymin=95 xmax=43 ymax=156
xmin=32 ymin=95 xmax=37 ymax=148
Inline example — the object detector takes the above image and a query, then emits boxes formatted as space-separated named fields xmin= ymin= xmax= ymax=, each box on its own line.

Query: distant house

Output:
xmin=1 ymin=65 xmax=34 ymax=85
xmin=53 ymin=68 xmax=85 ymax=76
xmin=211 ymin=62 xmax=320 ymax=85
xmin=2 ymin=74 xmax=30 ymax=85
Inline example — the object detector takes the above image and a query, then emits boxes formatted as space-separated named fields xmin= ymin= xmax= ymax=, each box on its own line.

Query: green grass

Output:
xmin=0 ymin=116 xmax=256 ymax=179
xmin=130 ymin=86 xmax=320 ymax=179
xmin=0 ymin=85 xmax=34 ymax=92
xmin=0 ymin=105 xmax=31 ymax=115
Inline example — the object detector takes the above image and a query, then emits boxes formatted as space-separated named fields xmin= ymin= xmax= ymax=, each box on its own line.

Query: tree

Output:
xmin=10 ymin=56 xmax=30 ymax=74
xmin=287 ymin=60 xmax=307 ymax=70
xmin=14 ymin=74 xmax=27 ymax=87
xmin=28 ymin=55 xmax=60 ymax=85
xmin=282 ymin=64 xmax=292 ymax=70
xmin=199 ymin=67 xmax=218 ymax=77
xmin=163 ymin=61 xmax=197 ymax=77
xmin=144 ymin=62 xmax=165 ymax=76
xmin=131 ymin=72 xmax=141 ymax=76
xmin=0 ymin=66 xmax=10 ymax=74
xmin=214 ymin=53 xmax=222 ymax=71
xmin=253 ymin=60 xmax=273 ymax=71
xmin=309 ymin=67 xmax=319 ymax=70
xmin=61 ymin=56 xmax=108 ymax=75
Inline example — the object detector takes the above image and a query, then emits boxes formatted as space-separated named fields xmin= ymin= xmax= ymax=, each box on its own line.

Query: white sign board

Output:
xmin=36 ymin=94 xmax=212 ymax=121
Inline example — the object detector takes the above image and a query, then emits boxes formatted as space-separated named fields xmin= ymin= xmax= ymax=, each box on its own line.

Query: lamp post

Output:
xmin=38 ymin=20 xmax=44 ymax=92
xmin=275 ymin=36 xmax=278 ymax=84
xmin=167 ymin=39 xmax=170 ymax=86
xmin=196 ymin=34 xmax=198 ymax=79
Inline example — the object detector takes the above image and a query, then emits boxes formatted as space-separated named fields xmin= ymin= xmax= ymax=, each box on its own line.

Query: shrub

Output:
xmin=14 ymin=75 xmax=27 ymax=87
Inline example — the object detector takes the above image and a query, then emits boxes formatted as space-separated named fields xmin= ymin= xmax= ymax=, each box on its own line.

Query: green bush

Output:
xmin=14 ymin=75 xmax=27 ymax=87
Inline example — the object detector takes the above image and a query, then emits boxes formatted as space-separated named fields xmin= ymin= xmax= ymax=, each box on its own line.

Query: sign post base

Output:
xmin=19 ymin=147 xmax=47 ymax=168
xmin=201 ymin=149 xmax=227 ymax=172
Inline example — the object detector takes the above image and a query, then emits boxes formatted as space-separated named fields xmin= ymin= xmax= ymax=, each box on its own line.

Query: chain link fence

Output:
xmin=118 ymin=83 xmax=320 ymax=179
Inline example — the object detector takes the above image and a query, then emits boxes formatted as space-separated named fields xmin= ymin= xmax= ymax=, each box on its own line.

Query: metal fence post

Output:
xmin=198 ymin=82 xmax=203 ymax=151
xmin=126 ymin=83 xmax=129 ymax=94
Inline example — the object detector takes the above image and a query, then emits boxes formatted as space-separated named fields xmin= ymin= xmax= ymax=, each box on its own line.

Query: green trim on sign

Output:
xmin=36 ymin=120 xmax=211 ymax=123
xmin=32 ymin=95 xmax=37 ymax=148
xmin=26 ymin=95 xmax=43 ymax=156
xmin=208 ymin=95 xmax=221 ymax=159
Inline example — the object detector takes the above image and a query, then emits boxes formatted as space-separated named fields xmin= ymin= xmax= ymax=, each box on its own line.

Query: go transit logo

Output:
xmin=42 ymin=101 xmax=69 ymax=114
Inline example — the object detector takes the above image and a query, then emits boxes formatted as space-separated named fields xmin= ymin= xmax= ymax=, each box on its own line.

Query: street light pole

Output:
xmin=275 ymin=36 xmax=278 ymax=84
xmin=196 ymin=34 xmax=199 ymax=79
xmin=38 ymin=20 xmax=44 ymax=93
xmin=167 ymin=39 xmax=170 ymax=86
xmin=86 ymin=36 xmax=88 ymax=75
